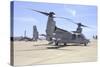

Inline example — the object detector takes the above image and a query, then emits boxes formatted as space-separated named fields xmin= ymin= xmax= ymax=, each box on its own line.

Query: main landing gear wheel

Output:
xmin=84 ymin=43 xmax=87 ymax=46
xmin=64 ymin=43 xmax=67 ymax=46
xmin=55 ymin=41 xmax=58 ymax=46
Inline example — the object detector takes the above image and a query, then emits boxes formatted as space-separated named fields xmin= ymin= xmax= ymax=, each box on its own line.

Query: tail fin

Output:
xmin=33 ymin=25 xmax=38 ymax=41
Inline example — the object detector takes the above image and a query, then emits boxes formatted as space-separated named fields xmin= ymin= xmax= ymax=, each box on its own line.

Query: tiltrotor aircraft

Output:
xmin=30 ymin=9 xmax=90 ymax=46
xmin=14 ymin=25 xmax=39 ymax=41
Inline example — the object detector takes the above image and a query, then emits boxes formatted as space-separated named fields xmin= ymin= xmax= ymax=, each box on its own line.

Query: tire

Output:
xmin=84 ymin=43 xmax=87 ymax=46
xmin=55 ymin=41 xmax=58 ymax=46
xmin=64 ymin=43 xmax=67 ymax=46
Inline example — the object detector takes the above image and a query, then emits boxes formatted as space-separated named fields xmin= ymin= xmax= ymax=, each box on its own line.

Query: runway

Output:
xmin=13 ymin=39 xmax=97 ymax=66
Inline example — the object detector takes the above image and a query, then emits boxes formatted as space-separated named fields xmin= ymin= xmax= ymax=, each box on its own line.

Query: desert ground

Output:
xmin=14 ymin=39 xmax=97 ymax=66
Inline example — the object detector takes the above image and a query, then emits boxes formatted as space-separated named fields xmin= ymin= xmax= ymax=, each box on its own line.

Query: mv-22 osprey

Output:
xmin=30 ymin=9 xmax=90 ymax=46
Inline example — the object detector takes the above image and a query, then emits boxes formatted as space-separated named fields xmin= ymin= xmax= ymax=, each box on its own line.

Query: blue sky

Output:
xmin=12 ymin=1 xmax=97 ymax=39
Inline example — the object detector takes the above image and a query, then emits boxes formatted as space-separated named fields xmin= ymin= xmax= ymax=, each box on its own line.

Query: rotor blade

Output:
xmin=54 ymin=16 xmax=76 ymax=24
xmin=54 ymin=15 xmax=90 ymax=28
xmin=76 ymin=23 xmax=89 ymax=28
xmin=30 ymin=9 xmax=49 ymax=16
xmin=81 ymin=25 xmax=88 ymax=27
xmin=54 ymin=16 xmax=89 ymax=28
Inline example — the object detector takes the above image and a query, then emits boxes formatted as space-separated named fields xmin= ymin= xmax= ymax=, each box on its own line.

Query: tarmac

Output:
xmin=13 ymin=39 xmax=97 ymax=66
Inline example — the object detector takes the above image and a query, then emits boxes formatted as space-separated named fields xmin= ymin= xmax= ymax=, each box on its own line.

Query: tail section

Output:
xmin=33 ymin=25 xmax=38 ymax=41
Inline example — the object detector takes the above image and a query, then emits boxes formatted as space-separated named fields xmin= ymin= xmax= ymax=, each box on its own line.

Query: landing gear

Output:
xmin=55 ymin=41 xmax=58 ymax=46
xmin=64 ymin=43 xmax=67 ymax=46
xmin=84 ymin=43 xmax=87 ymax=46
